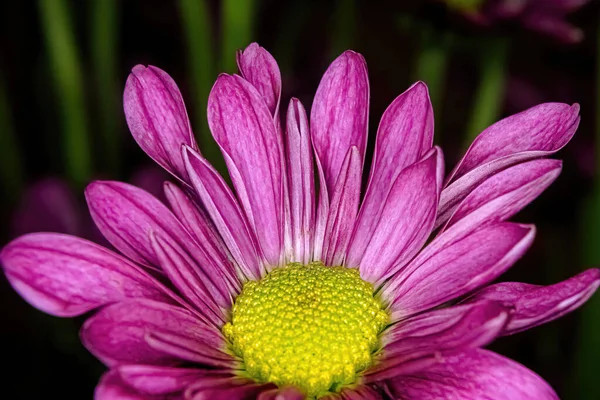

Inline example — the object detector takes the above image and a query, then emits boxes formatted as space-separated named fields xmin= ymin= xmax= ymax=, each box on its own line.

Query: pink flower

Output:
xmin=2 ymin=43 xmax=598 ymax=399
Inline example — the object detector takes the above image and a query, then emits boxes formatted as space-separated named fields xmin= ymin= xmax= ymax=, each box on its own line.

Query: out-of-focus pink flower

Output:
xmin=444 ymin=0 xmax=590 ymax=43
xmin=1 ymin=43 xmax=598 ymax=398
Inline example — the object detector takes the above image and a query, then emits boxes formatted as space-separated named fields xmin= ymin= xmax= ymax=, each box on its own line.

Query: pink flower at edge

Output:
xmin=1 ymin=43 xmax=598 ymax=399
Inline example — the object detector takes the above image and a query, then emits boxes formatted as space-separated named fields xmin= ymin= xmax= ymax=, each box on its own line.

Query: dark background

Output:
xmin=0 ymin=0 xmax=598 ymax=398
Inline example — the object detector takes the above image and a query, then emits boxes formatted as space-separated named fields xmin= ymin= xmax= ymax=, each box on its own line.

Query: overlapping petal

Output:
xmin=351 ymin=147 xmax=441 ymax=283
xmin=466 ymin=268 xmax=600 ymax=335
xmin=208 ymin=74 xmax=284 ymax=266
xmin=0 ymin=233 xmax=173 ymax=317
xmin=386 ymin=349 xmax=558 ymax=400
xmin=95 ymin=370 xmax=146 ymax=400
xmin=184 ymin=377 xmax=276 ymax=400
xmin=311 ymin=51 xmax=369 ymax=194
xmin=124 ymin=65 xmax=197 ymax=181
xmin=81 ymin=299 xmax=233 ymax=368
xmin=237 ymin=43 xmax=281 ymax=117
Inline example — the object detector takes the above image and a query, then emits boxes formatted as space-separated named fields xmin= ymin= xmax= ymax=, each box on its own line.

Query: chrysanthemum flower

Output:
xmin=2 ymin=43 xmax=599 ymax=399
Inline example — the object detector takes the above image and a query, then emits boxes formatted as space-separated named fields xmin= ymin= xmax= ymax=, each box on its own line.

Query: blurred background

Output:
xmin=0 ymin=0 xmax=598 ymax=398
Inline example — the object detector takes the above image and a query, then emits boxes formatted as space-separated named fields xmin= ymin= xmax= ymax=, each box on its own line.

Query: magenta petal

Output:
xmin=384 ymin=222 xmax=536 ymax=319
xmin=438 ymin=159 xmax=562 ymax=231
xmin=185 ymin=377 xmax=276 ymax=400
xmin=448 ymin=103 xmax=579 ymax=183
xmin=353 ymin=83 xmax=434 ymax=257
xmin=286 ymin=99 xmax=315 ymax=264
xmin=352 ymin=148 xmax=441 ymax=283
xmin=151 ymin=233 xmax=227 ymax=326
xmin=466 ymin=268 xmax=600 ymax=335
xmin=95 ymin=370 xmax=145 ymax=400
xmin=311 ymin=51 xmax=369 ymax=194
xmin=237 ymin=43 xmax=281 ymax=117
xmin=81 ymin=299 xmax=232 ymax=368
xmin=124 ymin=65 xmax=197 ymax=181
xmin=164 ymin=182 xmax=241 ymax=291
xmin=0 ymin=233 xmax=173 ymax=317
xmin=258 ymin=387 xmax=305 ymax=400
xmin=322 ymin=147 xmax=362 ymax=265
xmin=340 ymin=386 xmax=382 ymax=400
xmin=208 ymin=74 xmax=284 ymax=266
xmin=118 ymin=365 xmax=230 ymax=396
xmin=184 ymin=147 xmax=263 ymax=280
xmin=386 ymin=349 xmax=558 ymax=400
xmin=366 ymin=302 xmax=508 ymax=382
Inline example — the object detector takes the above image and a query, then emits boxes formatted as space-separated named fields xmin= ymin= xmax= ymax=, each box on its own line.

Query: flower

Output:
xmin=443 ymin=0 xmax=590 ymax=43
xmin=2 ymin=42 xmax=599 ymax=399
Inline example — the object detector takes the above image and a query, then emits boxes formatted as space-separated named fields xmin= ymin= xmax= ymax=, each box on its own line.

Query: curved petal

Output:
xmin=386 ymin=349 xmax=558 ymax=400
xmin=286 ymin=99 xmax=315 ymax=264
xmin=321 ymin=147 xmax=362 ymax=265
xmin=352 ymin=148 xmax=441 ymax=283
xmin=86 ymin=181 xmax=235 ymax=306
xmin=340 ymin=386 xmax=383 ymax=399
xmin=95 ymin=370 xmax=146 ymax=400
xmin=123 ymin=65 xmax=197 ymax=181
xmin=164 ymin=182 xmax=241 ymax=290
xmin=448 ymin=102 xmax=579 ymax=183
xmin=81 ymin=299 xmax=233 ymax=368
xmin=384 ymin=222 xmax=536 ymax=319
xmin=118 ymin=365 xmax=232 ymax=396
xmin=236 ymin=43 xmax=281 ymax=117
xmin=311 ymin=51 xmax=369 ymax=194
xmin=365 ymin=301 xmax=508 ymax=382
xmin=437 ymin=159 xmax=562 ymax=231
xmin=208 ymin=74 xmax=284 ymax=266
xmin=257 ymin=387 xmax=305 ymax=400
xmin=151 ymin=233 xmax=228 ymax=326
xmin=353 ymin=82 xmax=434 ymax=257
xmin=185 ymin=377 xmax=276 ymax=400
xmin=0 ymin=233 xmax=173 ymax=317
xmin=184 ymin=147 xmax=263 ymax=280
xmin=466 ymin=268 xmax=600 ymax=335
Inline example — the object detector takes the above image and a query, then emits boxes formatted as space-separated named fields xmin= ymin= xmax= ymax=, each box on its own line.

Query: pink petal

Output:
xmin=257 ymin=387 xmax=305 ymax=400
xmin=164 ymin=182 xmax=241 ymax=290
xmin=386 ymin=349 xmax=558 ymax=400
xmin=441 ymin=103 xmax=579 ymax=216
xmin=321 ymin=147 xmax=362 ymax=265
xmin=237 ymin=43 xmax=281 ymax=116
xmin=151 ymin=233 xmax=228 ymax=326
xmin=448 ymin=103 xmax=579 ymax=183
xmin=86 ymin=181 xmax=235 ymax=307
xmin=0 ymin=233 xmax=173 ymax=317
xmin=466 ymin=268 xmax=600 ymax=335
xmin=351 ymin=148 xmax=441 ymax=283
xmin=438 ymin=159 xmax=562 ymax=231
xmin=184 ymin=147 xmax=263 ymax=280
xmin=384 ymin=222 xmax=536 ymax=319
xmin=366 ymin=301 xmax=508 ymax=382
xmin=123 ymin=65 xmax=197 ymax=181
xmin=285 ymin=99 xmax=315 ymax=264
xmin=185 ymin=377 xmax=276 ymax=400
xmin=340 ymin=386 xmax=382 ymax=399
xmin=353 ymin=83 xmax=434 ymax=257
xmin=118 ymin=365 xmax=231 ymax=396
xmin=95 ymin=370 xmax=146 ymax=400
xmin=81 ymin=299 xmax=233 ymax=368
xmin=208 ymin=74 xmax=284 ymax=266
xmin=311 ymin=51 xmax=369 ymax=195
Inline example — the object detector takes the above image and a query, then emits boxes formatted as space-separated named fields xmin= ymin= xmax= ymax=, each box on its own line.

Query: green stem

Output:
xmin=38 ymin=0 xmax=91 ymax=187
xmin=91 ymin=0 xmax=119 ymax=175
xmin=178 ymin=0 xmax=223 ymax=167
xmin=464 ymin=37 xmax=509 ymax=145
xmin=0 ymin=75 xmax=24 ymax=202
xmin=221 ymin=0 xmax=256 ymax=73
xmin=413 ymin=29 xmax=450 ymax=140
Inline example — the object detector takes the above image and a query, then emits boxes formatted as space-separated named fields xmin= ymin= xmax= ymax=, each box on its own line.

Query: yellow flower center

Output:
xmin=223 ymin=262 xmax=388 ymax=398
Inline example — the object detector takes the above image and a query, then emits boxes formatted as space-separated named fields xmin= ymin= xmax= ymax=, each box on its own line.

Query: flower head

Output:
xmin=2 ymin=42 xmax=598 ymax=399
